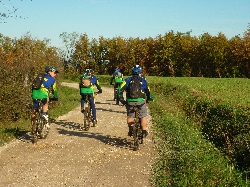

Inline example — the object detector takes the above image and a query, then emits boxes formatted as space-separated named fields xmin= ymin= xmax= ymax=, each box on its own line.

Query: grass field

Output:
xmin=148 ymin=77 xmax=250 ymax=107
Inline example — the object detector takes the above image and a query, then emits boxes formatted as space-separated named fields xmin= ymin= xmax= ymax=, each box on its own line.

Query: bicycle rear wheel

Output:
xmin=31 ymin=113 xmax=39 ymax=144
xmin=133 ymin=125 xmax=139 ymax=151
xmin=84 ymin=107 xmax=91 ymax=131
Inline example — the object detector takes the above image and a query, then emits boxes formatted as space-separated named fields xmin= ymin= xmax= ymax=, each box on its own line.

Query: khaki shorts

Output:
xmin=126 ymin=101 xmax=147 ymax=118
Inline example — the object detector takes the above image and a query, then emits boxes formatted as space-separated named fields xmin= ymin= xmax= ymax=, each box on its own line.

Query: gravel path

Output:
xmin=0 ymin=82 xmax=156 ymax=187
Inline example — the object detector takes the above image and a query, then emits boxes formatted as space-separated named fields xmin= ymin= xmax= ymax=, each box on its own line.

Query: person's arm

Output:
xmin=110 ymin=73 xmax=115 ymax=85
xmin=51 ymin=81 xmax=58 ymax=100
xmin=118 ymin=80 xmax=127 ymax=105
xmin=94 ymin=77 xmax=102 ymax=93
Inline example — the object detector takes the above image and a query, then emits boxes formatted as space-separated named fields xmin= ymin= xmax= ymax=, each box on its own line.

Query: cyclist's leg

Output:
xmin=114 ymin=83 xmax=119 ymax=100
xmin=81 ymin=94 xmax=86 ymax=112
xmin=41 ymin=98 xmax=49 ymax=127
xmin=88 ymin=94 xmax=97 ymax=121
xmin=138 ymin=103 xmax=148 ymax=136
xmin=32 ymin=99 xmax=39 ymax=117
xmin=126 ymin=104 xmax=135 ymax=136
xmin=42 ymin=98 xmax=48 ymax=115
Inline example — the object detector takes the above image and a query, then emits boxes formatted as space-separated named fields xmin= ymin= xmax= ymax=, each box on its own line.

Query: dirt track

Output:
xmin=0 ymin=82 xmax=156 ymax=187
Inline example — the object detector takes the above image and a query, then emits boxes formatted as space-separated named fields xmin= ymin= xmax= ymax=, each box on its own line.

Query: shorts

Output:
xmin=114 ymin=82 xmax=122 ymax=88
xmin=126 ymin=101 xmax=147 ymax=118
xmin=32 ymin=98 xmax=48 ymax=109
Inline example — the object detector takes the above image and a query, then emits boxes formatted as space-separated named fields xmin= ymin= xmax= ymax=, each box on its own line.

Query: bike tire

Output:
xmin=133 ymin=125 xmax=140 ymax=151
xmin=31 ymin=116 xmax=38 ymax=144
xmin=84 ymin=107 xmax=91 ymax=131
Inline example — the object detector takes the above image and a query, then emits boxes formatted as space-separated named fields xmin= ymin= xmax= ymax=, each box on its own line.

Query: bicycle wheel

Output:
xmin=133 ymin=107 xmax=141 ymax=151
xmin=84 ymin=106 xmax=91 ymax=131
xmin=31 ymin=112 xmax=39 ymax=144
xmin=133 ymin=124 xmax=139 ymax=151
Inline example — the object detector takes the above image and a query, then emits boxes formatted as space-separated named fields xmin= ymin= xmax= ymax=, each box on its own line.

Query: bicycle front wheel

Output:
xmin=133 ymin=124 xmax=140 ymax=151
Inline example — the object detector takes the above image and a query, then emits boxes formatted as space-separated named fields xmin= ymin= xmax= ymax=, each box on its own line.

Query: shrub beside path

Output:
xmin=0 ymin=82 xmax=156 ymax=187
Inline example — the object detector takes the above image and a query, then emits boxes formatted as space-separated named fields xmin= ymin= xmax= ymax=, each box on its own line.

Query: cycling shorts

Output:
xmin=126 ymin=101 xmax=147 ymax=118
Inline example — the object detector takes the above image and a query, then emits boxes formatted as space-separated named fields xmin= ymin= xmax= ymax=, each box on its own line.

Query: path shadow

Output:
xmin=95 ymin=101 xmax=112 ymax=105
xmin=96 ymin=107 xmax=126 ymax=114
xmin=54 ymin=119 xmax=133 ymax=150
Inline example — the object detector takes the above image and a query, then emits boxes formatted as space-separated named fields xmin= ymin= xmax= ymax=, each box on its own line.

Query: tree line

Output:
xmin=1 ymin=25 xmax=250 ymax=122
xmin=61 ymin=25 xmax=250 ymax=78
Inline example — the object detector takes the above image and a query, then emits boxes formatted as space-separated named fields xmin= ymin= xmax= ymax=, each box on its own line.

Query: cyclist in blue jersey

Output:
xmin=110 ymin=67 xmax=124 ymax=102
xmin=118 ymin=65 xmax=153 ymax=137
xmin=31 ymin=67 xmax=59 ymax=128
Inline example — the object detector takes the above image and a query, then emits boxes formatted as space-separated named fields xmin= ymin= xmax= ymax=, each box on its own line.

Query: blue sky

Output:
xmin=1 ymin=0 xmax=250 ymax=48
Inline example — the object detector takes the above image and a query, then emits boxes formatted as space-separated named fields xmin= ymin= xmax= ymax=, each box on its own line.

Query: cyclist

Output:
xmin=31 ymin=67 xmax=59 ymax=128
xmin=118 ymin=65 xmax=153 ymax=137
xmin=110 ymin=67 xmax=124 ymax=102
xmin=80 ymin=69 xmax=102 ymax=125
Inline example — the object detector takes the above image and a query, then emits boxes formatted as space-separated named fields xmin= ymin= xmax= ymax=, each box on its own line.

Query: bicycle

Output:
xmin=31 ymin=99 xmax=49 ymax=143
xmin=132 ymin=106 xmax=143 ymax=151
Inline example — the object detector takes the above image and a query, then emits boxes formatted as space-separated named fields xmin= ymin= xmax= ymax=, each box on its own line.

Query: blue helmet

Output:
xmin=45 ymin=66 xmax=51 ymax=73
xmin=132 ymin=65 xmax=142 ymax=74
xmin=115 ymin=68 xmax=120 ymax=72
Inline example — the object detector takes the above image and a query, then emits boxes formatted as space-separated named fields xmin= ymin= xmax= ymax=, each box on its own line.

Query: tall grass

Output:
xmin=147 ymin=77 xmax=248 ymax=186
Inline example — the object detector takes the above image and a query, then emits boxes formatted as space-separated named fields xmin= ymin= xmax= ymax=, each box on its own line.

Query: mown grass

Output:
xmin=0 ymin=85 xmax=79 ymax=146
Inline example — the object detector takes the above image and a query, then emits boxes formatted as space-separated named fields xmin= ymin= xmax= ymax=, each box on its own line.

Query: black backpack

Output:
xmin=128 ymin=76 xmax=144 ymax=99
xmin=32 ymin=73 xmax=44 ymax=90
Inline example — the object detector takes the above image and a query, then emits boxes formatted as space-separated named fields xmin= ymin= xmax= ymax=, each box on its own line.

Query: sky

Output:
xmin=1 ymin=0 xmax=250 ymax=48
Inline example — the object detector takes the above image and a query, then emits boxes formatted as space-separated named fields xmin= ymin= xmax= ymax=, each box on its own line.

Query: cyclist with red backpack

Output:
xmin=118 ymin=65 xmax=153 ymax=137
xmin=80 ymin=69 xmax=102 ymax=125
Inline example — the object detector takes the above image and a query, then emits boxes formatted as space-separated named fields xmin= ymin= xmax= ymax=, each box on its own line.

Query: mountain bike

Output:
xmin=132 ymin=106 xmax=143 ymax=151
xmin=31 ymin=99 xmax=49 ymax=143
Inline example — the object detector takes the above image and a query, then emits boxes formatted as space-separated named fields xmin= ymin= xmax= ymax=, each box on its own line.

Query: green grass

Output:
xmin=147 ymin=77 xmax=250 ymax=107
xmin=148 ymin=83 xmax=247 ymax=186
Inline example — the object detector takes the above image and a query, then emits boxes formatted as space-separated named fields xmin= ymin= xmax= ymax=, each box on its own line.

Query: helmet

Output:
xmin=45 ymin=66 xmax=51 ymax=73
xmin=51 ymin=67 xmax=59 ymax=73
xmin=115 ymin=68 xmax=120 ymax=72
xmin=132 ymin=65 xmax=142 ymax=74
xmin=85 ymin=69 xmax=94 ymax=76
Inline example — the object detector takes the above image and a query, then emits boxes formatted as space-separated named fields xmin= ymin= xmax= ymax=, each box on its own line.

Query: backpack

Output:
xmin=32 ymin=73 xmax=44 ymax=90
xmin=81 ymin=77 xmax=92 ymax=87
xmin=115 ymin=72 xmax=123 ymax=83
xmin=117 ymin=72 xmax=122 ymax=78
xmin=128 ymin=76 xmax=144 ymax=99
